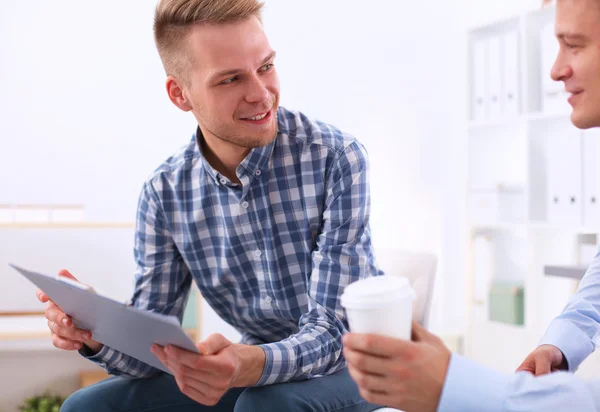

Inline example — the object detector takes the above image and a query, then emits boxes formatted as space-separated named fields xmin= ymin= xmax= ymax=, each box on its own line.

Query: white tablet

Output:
xmin=10 ymin=263 xmax=200 ymax=374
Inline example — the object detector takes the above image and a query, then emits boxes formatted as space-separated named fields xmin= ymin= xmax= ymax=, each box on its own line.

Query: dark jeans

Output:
xmin=61 ymin=368 xmax=380 ymax=412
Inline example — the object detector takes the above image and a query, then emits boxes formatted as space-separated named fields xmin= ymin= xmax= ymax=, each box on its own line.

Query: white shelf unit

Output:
xmin=465 ymin=5 xmax=600 ymax=374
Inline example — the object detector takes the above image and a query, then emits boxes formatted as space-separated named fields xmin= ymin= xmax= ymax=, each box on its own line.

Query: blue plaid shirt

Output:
xmin=85 ymin=106 xmax=381 ymax=385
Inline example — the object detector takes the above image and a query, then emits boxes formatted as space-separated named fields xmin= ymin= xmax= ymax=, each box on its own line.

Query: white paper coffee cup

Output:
xmin=341 ymin=275 xmax=416 ymax=340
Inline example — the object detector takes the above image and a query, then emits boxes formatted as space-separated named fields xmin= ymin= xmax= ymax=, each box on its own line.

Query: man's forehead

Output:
xmin=186 ymin=21 xmax=271 ymax=68
xmin=556 ymin=0 xmax=600 ymax=36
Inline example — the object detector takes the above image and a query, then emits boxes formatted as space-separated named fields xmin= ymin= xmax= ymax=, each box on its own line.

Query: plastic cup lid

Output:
xmin=341 ymin=275 xmax=416 ymax=310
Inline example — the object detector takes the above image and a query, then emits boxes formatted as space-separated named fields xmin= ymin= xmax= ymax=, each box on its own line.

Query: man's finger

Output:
xmin=342 ymin=333 xmax=415 ymax=359
xmin=343 ymin=347 xmax=391 ymax=376
xmin=164 ymin=345 xmax=225 ymax=374
xmin=51 ymin=322 xmax=91 ymax=341
xmin=176 ymin=363 xmax=225 ymax=387
xmin=197 ymin=333 xmax=231 ymax=355
xmin=535 ymin=359 xmax=552 ymax=376
xmin=36 ymin=289 xmax=50 ymax=303
xmin=51 ymin=334 xmax=82 ymax=350
xmin=151 ymin=345 xmax=171 ymax=370
xmin=46 ymin=305 xmax=72 ymax=327
xmin=45 ymin=305 xmax=65 ymax=323
xmin=410 ymin=321 xmax=431 ymax=342
xmin=347 ymin=365 xmax=392 ymax=393
xmin=165 ymin=345 xmax=203 ymax=367
xmin=515 ymin=359 xmax=534 ymax=374
xmin=58 ymin=269 xmax=78 ymax=281
xmin=356 ymin=384 xmax=393 ymax=408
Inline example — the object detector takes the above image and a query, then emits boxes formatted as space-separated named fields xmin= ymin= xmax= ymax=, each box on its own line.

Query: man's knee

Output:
xmin=235 ymin=385 xmax=308 ymax=412
xmin=61 ymin=385 xmax=111 ymax=412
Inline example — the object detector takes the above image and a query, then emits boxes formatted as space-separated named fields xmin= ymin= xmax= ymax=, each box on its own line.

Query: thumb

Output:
xmin=411 ymin=321 xmax=433 ymax=343
xmin=535 ymin=356 xmax=552 ymax=376
xmin=515 ymin=357 xmax=535 ymax=374
xmin=197 ymin=333 xmax=231 ymax=355
xmin=58 ymin=269 xmax=78 ymax=282
xmin=58 ymin=269 xmax=94 ymax=292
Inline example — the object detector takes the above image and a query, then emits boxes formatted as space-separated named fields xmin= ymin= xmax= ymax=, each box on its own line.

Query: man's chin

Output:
xmin=246 ymin=132 xmax=278 ymax=149
xmin=235 ymin=126 xmax=278 ymax=149
xmin=571 ymin=109 xmax=600 ymax=129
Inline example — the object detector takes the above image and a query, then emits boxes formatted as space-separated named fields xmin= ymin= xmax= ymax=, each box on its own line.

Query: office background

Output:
xmin=2 ymin=0 xmax=598 ymax=411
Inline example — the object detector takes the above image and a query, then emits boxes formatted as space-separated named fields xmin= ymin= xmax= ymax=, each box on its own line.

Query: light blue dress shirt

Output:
xmin=439 ymin=249 xmax=600 ymax=411
xmin=438 ymin=354 xmax=600 ymax=411
xmin=539 ymin=248 xmax=600 ymax=371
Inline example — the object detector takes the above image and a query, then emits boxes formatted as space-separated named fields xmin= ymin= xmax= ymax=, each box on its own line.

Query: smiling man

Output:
xmin=39 ymin=0 xmax=382 ymax=411
xmin=517 ymin=0 xmax=600 ymax=383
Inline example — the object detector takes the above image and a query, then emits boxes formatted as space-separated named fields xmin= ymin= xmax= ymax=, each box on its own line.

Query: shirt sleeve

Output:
xmin=539 ymin=248 xmax=600 ymax=371
xmin=81 ymin=179 xmax=192 ymax=378
xmin=438 ymin=354 xmax=600 ymax=412
xmin=256 ymin=141 xmax=381 ymax=385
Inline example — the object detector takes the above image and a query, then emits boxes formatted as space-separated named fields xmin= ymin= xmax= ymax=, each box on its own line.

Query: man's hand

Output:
xmin=37 ymin=269 xmax=103 ymax=354
xmin=151 ymin=333 xmax=266 ymax=406
xmin=343 ymin=321 xmax=451 ymax=412
xmin=516 ymin=344 xmax=567 ymax=376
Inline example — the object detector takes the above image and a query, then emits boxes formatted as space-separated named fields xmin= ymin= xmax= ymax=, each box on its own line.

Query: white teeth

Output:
xmin=248 ymin=113 xmax=267 ymax=121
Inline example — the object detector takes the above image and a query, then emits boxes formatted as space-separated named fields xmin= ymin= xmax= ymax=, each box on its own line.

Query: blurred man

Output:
xmin=517 ymin=0 xmax=600 ymax=379
xmin=344 ymin=0 xmax=600 ymax=410
xmin=37 ymin=0 xmax=382 ymax=411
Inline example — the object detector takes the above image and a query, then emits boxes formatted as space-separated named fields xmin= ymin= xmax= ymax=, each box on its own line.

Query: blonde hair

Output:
xmin=153 ymin=0 xmax=265 ymax=81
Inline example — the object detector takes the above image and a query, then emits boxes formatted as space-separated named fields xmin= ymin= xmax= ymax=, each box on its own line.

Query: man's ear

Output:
xmin=166 ymin=76 xmax=193 ymax=112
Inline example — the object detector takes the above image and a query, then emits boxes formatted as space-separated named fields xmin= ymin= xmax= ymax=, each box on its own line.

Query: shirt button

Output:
xmin=254 ymin=250 xmax=262 ymax=258
xmin=255 ymin=170 xmax=262 ymax=176
xmin=264 ymin=296 xmax=272 ymax=304
xmin=220 ymin=178 xmax=227 ymax=185
xmin=242 ymin=201 xmax=249 ymax=209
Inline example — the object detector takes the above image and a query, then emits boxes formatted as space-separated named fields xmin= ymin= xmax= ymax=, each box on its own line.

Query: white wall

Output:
xmin=462 ymin=0 xmax=544 ymax=27
xmin=0 ymin=1 xmax=197 ymax=222
xmin=0 ymin=1 xmax=466 ymax=409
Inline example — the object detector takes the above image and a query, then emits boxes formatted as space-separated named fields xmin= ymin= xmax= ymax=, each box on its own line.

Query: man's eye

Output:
xmin=221 ymin=76 xmax=238 ymax=85
xmin=260 ymin=64 xmax=273 ymax=72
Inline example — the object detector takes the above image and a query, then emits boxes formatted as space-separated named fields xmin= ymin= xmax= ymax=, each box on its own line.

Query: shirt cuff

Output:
xmin=438 ymin=354 xmax=510 ymax=412
xmin=539 ymin=318 xmax=595 ymax=372
xmin=256 ymin=341 xmax=296 ymax=386
xmin=78 ymin=344 xmax=121 ymax=371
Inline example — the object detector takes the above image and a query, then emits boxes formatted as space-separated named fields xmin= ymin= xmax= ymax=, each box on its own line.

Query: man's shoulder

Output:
xmin=277 ymin=107 xmax=365 ymax=158
xmin=143 ymin=135 xmax=199 ymax=192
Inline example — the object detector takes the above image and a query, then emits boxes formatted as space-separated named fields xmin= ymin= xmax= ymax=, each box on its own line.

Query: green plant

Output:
xmin=19 ymin=392 xmax=65 ymax=412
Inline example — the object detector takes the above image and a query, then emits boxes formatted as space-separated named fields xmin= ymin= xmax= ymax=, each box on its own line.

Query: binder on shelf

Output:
xmin=487 ymin=35 xmax=503 ymax=118
xmin=502 ymin=30 xmax=520 ymax=116
xmin=546 ymin=129 xmax=583 ymax=226
xmin=472 ymin=38 xmax=488 ymax=121
xmin=489 ymin=281 xmax=524 ymax=326
xmin=473 ymin=235 xmax=494 ymax=305
xmin=582 ymin=129 xmax=600 ymax=229
xmin=469 ymin=184 xmax=526 ymax=225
